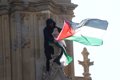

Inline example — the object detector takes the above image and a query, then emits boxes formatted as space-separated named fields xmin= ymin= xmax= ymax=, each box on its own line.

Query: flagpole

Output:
xmin=78 ymin=47 xmax=94 ymax=80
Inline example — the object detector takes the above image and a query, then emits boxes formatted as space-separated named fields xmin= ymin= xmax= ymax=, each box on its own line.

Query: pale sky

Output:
xmin=71 ymin=0 xmax=120 ymax=80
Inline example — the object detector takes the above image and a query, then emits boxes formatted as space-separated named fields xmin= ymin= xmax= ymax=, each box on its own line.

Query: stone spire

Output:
xmin=78 ymin=48 xmax=94 ymax=80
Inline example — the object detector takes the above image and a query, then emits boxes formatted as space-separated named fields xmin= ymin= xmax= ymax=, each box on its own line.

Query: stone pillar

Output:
xmin=0 ymin=15 xmax=11 ymax=80
xmin=10 ymin=11 xmax=51 ymax=80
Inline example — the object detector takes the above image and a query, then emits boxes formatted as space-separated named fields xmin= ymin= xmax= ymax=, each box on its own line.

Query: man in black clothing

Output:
xmin=43 ymin=18 xmax=61 ymax=72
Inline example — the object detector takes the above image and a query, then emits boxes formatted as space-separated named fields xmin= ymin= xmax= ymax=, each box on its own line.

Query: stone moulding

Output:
xmin=0 ymin=4 xmax=9 ymax=15
xmin=0 ymin=0 xmax=77 ymax=15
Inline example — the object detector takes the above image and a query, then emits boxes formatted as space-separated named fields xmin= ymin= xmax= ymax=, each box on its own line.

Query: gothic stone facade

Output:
xmin=0 ymin=0 xmax=78 ymax=80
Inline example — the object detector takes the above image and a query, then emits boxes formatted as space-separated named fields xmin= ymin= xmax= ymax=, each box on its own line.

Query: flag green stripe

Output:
xmin=55 ymin=42 xmax=73 ymax=65
xmin=64 ymin=53 xmax=73 ymax=64
xmin=65 ymin=35 xmax=103 ymax=46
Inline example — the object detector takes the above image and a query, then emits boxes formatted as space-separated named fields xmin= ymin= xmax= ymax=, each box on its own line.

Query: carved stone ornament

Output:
xmin=78 ymin=47 xmax=94 ymax=80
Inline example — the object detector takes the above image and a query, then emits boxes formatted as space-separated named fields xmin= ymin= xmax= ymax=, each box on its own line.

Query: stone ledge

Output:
xmin=0 ymin=0 xmax=77 ymax=15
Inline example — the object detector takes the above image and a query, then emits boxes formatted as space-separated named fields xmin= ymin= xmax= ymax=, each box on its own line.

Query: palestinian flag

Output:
xmin=56 ymin=18 xmax=108 ymax=46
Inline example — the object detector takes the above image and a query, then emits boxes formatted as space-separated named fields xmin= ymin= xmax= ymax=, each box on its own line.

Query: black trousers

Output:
xmin=45 ymin=46 xmax=54 ymax=72
xmin=45 ymin=43 xmax=64 ymax=71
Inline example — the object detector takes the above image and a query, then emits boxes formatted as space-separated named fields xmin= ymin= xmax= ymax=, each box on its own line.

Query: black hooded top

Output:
xmin=43 ymin=18 xmax=61 ymax=59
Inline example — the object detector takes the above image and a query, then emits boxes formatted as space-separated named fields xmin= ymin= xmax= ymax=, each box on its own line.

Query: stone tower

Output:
xmin=0 ymin=0 xmax=77 ymax=80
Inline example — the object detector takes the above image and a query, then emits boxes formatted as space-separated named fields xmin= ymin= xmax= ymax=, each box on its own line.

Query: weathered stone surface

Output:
xmin=0 ymin=15 xmax=11 ymax=80
xmin=0 ymin=0 xmax=78 ymax=80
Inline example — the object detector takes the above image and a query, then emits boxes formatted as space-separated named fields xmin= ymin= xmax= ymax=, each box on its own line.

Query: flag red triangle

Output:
xmin=56 ymin=21 xmax=75 ymax=41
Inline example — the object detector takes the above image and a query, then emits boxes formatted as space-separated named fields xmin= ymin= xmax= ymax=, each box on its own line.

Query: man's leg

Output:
xmin=46 ymin=58 xmax=50 ymax=72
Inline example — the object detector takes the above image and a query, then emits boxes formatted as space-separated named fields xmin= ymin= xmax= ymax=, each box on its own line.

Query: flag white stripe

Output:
xmin=74 ymin=26 xmax=106 ymax=39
